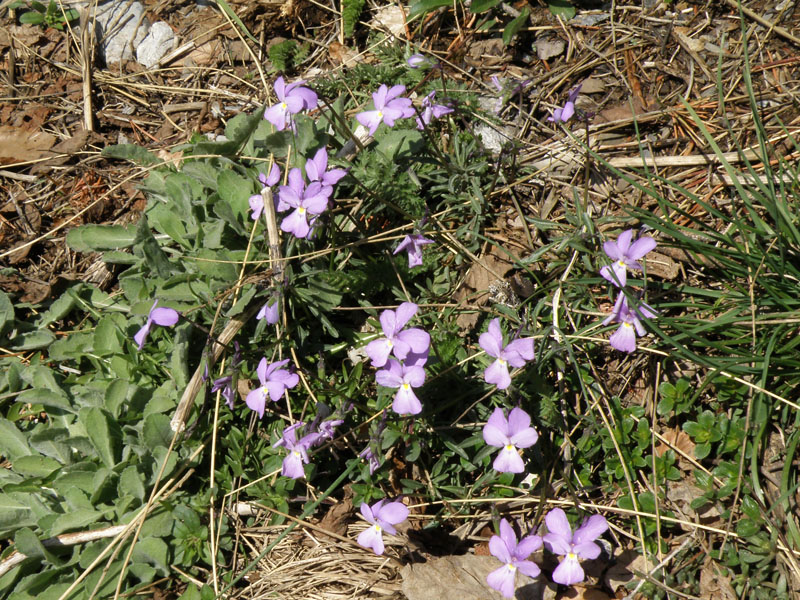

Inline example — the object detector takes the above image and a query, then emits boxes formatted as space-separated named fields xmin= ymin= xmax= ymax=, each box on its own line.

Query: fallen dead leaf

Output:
xmin=0 ymin=126 xmax=56 ymax=165
xmin=645 ymin=251 xmax=679 ymax=280
xmin=593 ymin=96 xmax=658 ymax=124
xmin=656 ymin=427 xmax=695 ymax=462
xmin=328 ymin=40 xmax=363 ymax=68
xmin=371 ymin=5 xmax=407 ymax=39
xmin=454 ymin=237 xmax=525 ymax=330
xmin=313 ymin=485 xmax=354 ymax=542
xmin=699 ymin=559 xmax=737 ymax=600
xmin=604 ymin=549 xmax=649 ymax=593
xmin=536 ymin=37 xmax=565 ymax=61
xmin=401 ymin=554 xmax=549 ymax=600
xmin=156 ymin=148 xmax=184 ymax=169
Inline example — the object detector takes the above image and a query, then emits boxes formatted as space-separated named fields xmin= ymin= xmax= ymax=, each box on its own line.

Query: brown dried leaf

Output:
xmin=645 ymin=251 xmax=679 ymax=280
xmin=604 ymin=549 xmax=649 ymax=593
xmin=371 ymin=5 xmax=407 ymax=39
xmin=401 ymin=554 xmax=549 ymax=600
xmin=0 ymin=126 xmax=56 ymax=165
xmin=699 ymin=560 xmax=737 ymax=600
xmin=328 ymin=41 xmax=362 ymax=67
xmin=656 ymin=428 xmax=695 ymax=460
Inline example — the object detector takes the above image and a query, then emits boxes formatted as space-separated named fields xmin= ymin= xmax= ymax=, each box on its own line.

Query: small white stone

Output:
xmin=136 ymin=21 xmax=176 ymax=68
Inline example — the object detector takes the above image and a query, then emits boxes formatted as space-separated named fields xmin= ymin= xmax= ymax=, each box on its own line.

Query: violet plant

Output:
xmin=356 ymin=84 xmax=415 ymax=135
xmin=603 ymin=294 xmax=658 ymax=353
xmin=599 ymin=229 xmax=657 ymax=288
xmin=479 ymin=318 xmax=535 ymax=389
xmin=393 ymin=233 xmax=434 ymax=268
xmin=264 ymin=76 xmax=318 ymax=131
xmin=133 ymin=299 xmax=179 ymax=350
xmin=365 ymin=302 xmax=430 ymax=367
xmin=486 ymin=518 xmax=542 ymax=598
xmin=356 ymin=499 xmax=409 ymax=555
xmin=482 ymin=407 xmax=538 ymax=473
xmin=245 ymin=358 xmax=299 ymax=418
xmin=543 ymin=508 xmax=608 ymax=585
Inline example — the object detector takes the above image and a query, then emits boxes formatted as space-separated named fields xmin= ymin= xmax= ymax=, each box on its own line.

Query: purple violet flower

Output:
xmin=305 ymin=147 xmax=347 ymax=187
xmin=212 ymin=375 xmax=235 ymax=410
xmin=273 ymin=422 xmax=319 ymax=479
xmin=315 ymin=418 xmax=343 ymax=441
xmin=543 ymin=508 xmax=608 ymax=586
xmin=599 ymin=229 xmax=657 ymax=288
xmin=256 ymin=296 xmax=280 ymax=324
xmin=416 ymin=91 xmax=453 ymax=130
xmin=375 ymin=358 xmax=426 ymax=415
xmin=365 ymin=302 xmax=430 ymax=368
xmin=249 ymin=164 xmax=281 ymax=221
xmin=357 ymin=499 xmax=409 ymax=555
xmin=356 ymin=85 xmax=415 ymax=136
xmin=602 ymin=294 xmax=658 ymax=353
xmin=479 ymin=318 xmax=535 ymax=390
xmin=482 ymin=407 xmax=539 ymax=473
xmin=133 ymin=300 xmax=179 ymax=350
xmin=264 ymin=77 xmax=318 ymax=131
xmin=407 ymin=53 xmax=427 ymax=68
xmin=359 ymin=445 xmax=381 ymax=474
xmin=486 ymin=518 xmax=542 ymax=598
xmin=548 ymin=83 xmax=582 ymax=123
xmin=393 ymin=233 xmax=434 ymax=268
xmin=245 ymin=358 xmax=299 ymax=418
xmin=277 ymin=177 xmax=332 ymax=239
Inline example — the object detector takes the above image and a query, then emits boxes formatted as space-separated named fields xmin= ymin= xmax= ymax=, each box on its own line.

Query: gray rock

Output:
xmin=136 ymin=21 xmax=176 ymax=68
xmin=92 ymin=0 xmax=150 ymax=65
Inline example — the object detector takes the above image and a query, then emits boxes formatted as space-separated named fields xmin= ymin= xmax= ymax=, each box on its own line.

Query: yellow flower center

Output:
xmin=506 ymin=563 xmax=516 ymax=571
xmin=377 ymin=111 xmax=383 ymax=119
xmin=402 ymin=383 xmax=410 ymax=390
xmin=505 ymin=444 xmax=515 ymax=452
xmin=567 ymin=552 xmax=577 ymax=560
xmin=281 ymin=102 xmax=288 ymax=110
xmin=374 ymin=524 xmax=382 ymax=533
xmin=616 ymin=260 xmax=626 ymax=268
xmin=299 ymin=207 xmax=306 ymax=215
xmin=622 ymin=322 xmax=633 ymax=329
xmin=292 ymin=450 xmax=301 ymax=458
xmin=498 ymin=358 xmax=507 ymax=366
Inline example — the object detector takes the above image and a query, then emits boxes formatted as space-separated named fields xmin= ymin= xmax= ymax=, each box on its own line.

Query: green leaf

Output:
xmin=0 ymin=418 xmax=32 ymax=461
xmin=547 ymin=0 xmax=575 ymax=19
xmin=102 ymin=143 xmax=161 ymax=166
xmin=0 ymin=290 xmax=14 ymax=335
xmin=66 ymin=224 xmax=137 ymax=253
xmin=49 ymin=508 xmax=103 ymax=536
xmin=18 ymin=388 xmax=74 ymax=414
xmin=0 ymin=493 xmax=35 ymax=533
xmin=134 ymin=216 xmax=173 ymax=278
xmin=80 ymin=407 xmax=121 ymax=468
xmin=93 ymin=315 xmax=123 ymax=357
xmin=225 ymin=110 xmax=264 ymax=145
xmin=6 ymin=329 xmax=55 ymax=351
xmin=408 ymin=0 xmax=452 ymax=20
xmin=13 ymin=455 xmax=62 ymax=477
xmin=342 ymin=0 xmax=365 ymax=36
xmin=119 ymin=465 xmax=146 ymax=502
xmin=132 ymin=537 xmax=169 ymax=575
xmin=28 ymin=428 xmax=72 ymax=464
xmin=14 ymin=527 xmax=63 ymax=566
xmin=470 ymin=0 xmax=501 ymax=12
xmin=502 ymin=6 xmax=529 ymax=45
xmin=142 ymin=413 xmax=174 ymax=449
xmin=19 ymin=11 xmax=45 ymax=24
xmin=217 ymin=170 xmax=252 ymax=223
xmin=148 ymin=202 xmax=191 ymax=248
xmin=178 ymin=585 xmax=203 ymax=600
